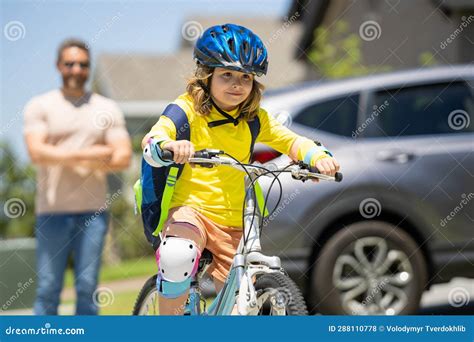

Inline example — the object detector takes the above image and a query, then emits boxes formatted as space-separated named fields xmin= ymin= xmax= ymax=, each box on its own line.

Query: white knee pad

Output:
xmin=156 ymin=237 xmax=201 ymax=282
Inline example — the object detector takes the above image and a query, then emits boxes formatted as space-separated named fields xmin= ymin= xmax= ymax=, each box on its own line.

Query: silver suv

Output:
xmin=256 ymin=65 xmax=474 ymax=315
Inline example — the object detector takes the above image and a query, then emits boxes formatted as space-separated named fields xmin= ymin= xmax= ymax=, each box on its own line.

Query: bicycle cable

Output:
xmin=221 ymin=153 xmax=283 ymax=246
xmin=221 ymin=153 xmax=294 ymax=246
xmin=249 ymin=164 xmax=293 ymax=234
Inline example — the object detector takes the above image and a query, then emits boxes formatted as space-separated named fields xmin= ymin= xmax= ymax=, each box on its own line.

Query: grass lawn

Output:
xmin=63 ymin=291 xmax=215 ymax=315
xmin=64 ymin=257 xmax=156 ymax=288
xmin=62 ymin=290 xmax=139 ymax=315
xmin=100 ymin=290 xmax=139 ymax=315
xmin=61 ymin=257 xmax=216 ymax=315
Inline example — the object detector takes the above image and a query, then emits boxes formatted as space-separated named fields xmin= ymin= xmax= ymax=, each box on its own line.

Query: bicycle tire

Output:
xmin=254 ymin=272 xmax=308 ymax=315
xmin=133 ymin=274 xmax=159 ymax=315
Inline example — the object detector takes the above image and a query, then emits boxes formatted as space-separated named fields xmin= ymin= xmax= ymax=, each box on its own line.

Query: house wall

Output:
xmin=303 ymin=0 xmax=473 ymax=79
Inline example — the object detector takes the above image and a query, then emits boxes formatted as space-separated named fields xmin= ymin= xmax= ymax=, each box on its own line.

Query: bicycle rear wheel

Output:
xmin=254 ymin=272 xmax=308 ymax=315
xmin=133 ymin=275 xmax=159 ymax=315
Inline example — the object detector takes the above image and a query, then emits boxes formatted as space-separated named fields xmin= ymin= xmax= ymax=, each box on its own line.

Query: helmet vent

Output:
xmin=227 ymin=38 xmax=235 ymax=54
xmin=243 ymin=41 xmax=249 ymax=55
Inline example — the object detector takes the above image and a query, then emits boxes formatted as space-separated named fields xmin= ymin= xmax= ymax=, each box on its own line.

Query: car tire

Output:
xmin=310 ymin=221 xmax=428 ymax=315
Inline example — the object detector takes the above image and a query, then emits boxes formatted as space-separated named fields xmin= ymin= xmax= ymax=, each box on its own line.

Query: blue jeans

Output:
xmin=33 ymin=211 xmax=108 ymax=315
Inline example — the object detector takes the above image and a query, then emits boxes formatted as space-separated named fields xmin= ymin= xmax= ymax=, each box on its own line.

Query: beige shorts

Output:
xmin=161 ymin=206 xmax=242 ymax=282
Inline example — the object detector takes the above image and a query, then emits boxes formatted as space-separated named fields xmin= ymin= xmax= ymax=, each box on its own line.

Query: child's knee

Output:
xmin=155 ymin=236 xmax=201 ymax=298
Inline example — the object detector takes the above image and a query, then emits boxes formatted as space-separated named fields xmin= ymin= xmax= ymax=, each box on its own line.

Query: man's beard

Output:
xmin=63 ymin=75 xmax=87 ymax=90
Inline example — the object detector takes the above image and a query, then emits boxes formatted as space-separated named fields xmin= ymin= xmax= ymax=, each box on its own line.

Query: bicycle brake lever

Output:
xmin=191 ymin=149 xmax=224 ymax=168
xmin=193 ymin=149 xmax=223 ymax=159
xmin=297 ymin=160 xmax=343 ymax=182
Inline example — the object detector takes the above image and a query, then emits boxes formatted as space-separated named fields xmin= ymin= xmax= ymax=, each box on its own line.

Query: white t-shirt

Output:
xmin=23 ymin=89 xmax=129 ymax=214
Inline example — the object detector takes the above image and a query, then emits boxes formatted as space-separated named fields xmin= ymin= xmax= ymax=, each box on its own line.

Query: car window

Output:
xmin=369 ymin=81 xmax=473 ymax=137
xmin=293 ymin=95 xmax=359 ymax=137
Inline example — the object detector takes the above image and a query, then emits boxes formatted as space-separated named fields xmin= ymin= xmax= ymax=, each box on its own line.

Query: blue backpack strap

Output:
xmin=140 ymin=104 xmax=190 ymax=247
xmin=247 ymin=115 xmax=260 ymax=156
xmin=247 ymin=116 xmax=267 ymax=216
xmin=162 ymin=103 xmax=191 ymax=141
xmin=149 ymin=103 xmax=190 ymax=202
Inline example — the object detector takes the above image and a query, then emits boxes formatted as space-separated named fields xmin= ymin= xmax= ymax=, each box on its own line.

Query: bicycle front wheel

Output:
xmin=254 ymin=272 xmax=308 ymax=315
xmin=133 ymin=275 xmax=159 ymax=315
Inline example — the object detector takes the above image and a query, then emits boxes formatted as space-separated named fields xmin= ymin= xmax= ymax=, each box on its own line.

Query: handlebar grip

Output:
xmin=161 ymin=149 xmax=174 ymax=161
xmin=160 ymin=149 xmax=209 ymax=162
xmin=312 ymin=166 xmax=343 ymax=182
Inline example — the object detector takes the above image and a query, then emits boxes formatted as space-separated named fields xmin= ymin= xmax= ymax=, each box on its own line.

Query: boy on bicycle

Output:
xmin=141 ymin=24 xmax=340 ymax=315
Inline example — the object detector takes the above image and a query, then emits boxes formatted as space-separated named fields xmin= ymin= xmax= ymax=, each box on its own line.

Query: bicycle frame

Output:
xmin=148 ymin=150 xmax=340 ymax=315
xmin=185 ymin=171 xmax=283 ymax=315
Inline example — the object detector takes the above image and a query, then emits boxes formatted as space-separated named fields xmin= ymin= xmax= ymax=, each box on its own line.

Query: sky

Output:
xmin=1 ymin=0 xmax=291 ymax=162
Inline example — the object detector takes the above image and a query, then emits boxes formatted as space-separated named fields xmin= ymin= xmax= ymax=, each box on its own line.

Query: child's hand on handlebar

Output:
xmin=161 ymin=140 xmax=195 ymax=164
xmin=311 ymin=156 xmax=340 ymax=183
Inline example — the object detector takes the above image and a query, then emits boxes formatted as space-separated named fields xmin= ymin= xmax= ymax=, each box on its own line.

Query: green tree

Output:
xmin=418 ymin=51 xmax=439 ymax=67
xmin=308 ymin=21 xmax=391 ymax=79
xmin=0 ymin=142 xmax=36 ymax=238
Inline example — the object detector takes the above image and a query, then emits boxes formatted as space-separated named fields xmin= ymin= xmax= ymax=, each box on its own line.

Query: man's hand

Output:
xmin=86 ymin=139 xmax=132 ymax=173
xmin=76 ymin=144 xmax=113 ymax=162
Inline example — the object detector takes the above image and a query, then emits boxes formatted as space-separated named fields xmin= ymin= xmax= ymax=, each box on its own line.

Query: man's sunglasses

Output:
xmin=62 ymin=61 xmax=90 ymax=69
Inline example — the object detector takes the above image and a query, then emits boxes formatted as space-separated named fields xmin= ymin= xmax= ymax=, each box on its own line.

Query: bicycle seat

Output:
xmin=198 ymin=249 xmax=213 ymax=272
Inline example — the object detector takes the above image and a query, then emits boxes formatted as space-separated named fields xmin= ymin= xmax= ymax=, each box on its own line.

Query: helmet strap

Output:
xmin=197 ymin=79 xmax=243 ymax=128
xmin=208 ymin=98 xmax=242 ymax=127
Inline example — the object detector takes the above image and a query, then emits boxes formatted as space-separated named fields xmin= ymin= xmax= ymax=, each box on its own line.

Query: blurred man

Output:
xmin=23 ymin=38 xmax=132 ymax=315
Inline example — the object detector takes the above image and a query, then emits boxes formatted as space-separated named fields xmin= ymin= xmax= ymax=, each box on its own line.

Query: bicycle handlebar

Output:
xmin=161 ymin=149 xmax=343 ymax=183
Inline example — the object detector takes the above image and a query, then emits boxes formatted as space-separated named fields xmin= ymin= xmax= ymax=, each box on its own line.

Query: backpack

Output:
xmin=134 ymin=103 xmax=263 ymax=248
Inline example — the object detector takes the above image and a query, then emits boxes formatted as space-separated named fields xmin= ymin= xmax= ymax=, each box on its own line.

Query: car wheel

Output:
xmin=310 ymin=221 xmax=428 ymax=315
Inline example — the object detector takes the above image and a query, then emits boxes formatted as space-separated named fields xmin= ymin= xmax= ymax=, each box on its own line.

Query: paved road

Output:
xmin=419 ymin=277 xmax=473 ymax=314
xmin=2 ymin=277 xmax=472 ymax=315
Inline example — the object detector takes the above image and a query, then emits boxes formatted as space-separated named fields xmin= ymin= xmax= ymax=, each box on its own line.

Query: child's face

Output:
xmin=210 ymin=67 xmax=254 ymax=111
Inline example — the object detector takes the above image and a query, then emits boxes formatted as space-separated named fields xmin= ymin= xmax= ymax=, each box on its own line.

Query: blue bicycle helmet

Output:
xmin=194 ymin=24 xmax=268 ymax=76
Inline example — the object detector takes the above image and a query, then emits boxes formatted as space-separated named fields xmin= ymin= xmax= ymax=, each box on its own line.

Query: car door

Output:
xmin=363 ymin=80 xmax=474 ymax=248
xmin=260 ymin=93 xmax=361 ymax=264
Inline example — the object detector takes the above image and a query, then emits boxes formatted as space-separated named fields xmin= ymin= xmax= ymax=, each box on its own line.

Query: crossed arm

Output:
xmin=25 ymin=132 xmax=132 ymax=173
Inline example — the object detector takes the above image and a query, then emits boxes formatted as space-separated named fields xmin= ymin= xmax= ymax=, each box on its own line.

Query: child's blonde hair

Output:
xmin=186 ymin=64 xmax=264 ymax=121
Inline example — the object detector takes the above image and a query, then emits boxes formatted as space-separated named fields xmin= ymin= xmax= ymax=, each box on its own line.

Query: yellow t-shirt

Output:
xmin=145 ymin=93 xmax=301 ymax=228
